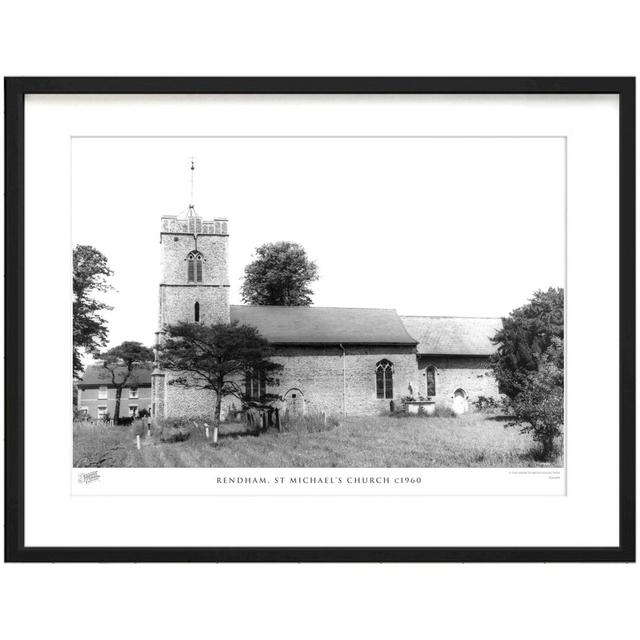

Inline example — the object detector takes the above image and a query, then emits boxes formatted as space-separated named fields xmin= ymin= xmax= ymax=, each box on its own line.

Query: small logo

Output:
xmin=78 ymin=470 xmax=101 ymax=484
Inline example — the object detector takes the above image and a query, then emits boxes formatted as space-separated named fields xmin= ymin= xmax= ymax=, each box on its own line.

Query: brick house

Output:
xmin=151 ymin=210 xmax=503 ymax=419
xmin=77 ymin=365 xmax=152 ymax=420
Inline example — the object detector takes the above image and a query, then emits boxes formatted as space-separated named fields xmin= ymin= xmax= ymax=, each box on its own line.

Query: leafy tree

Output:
xmin=490 ymin=288 xmax=564 ymax=399
xmin=241 ymin=241 xmax=319 ymax=306
xmin=99 ymin=341 xmax=154 ymax=422
xmin=158 ymin=321 xmax=283 ymax=430
xmin=503 ymin=337 xmax=564 ymax=461
xmin=490 ymin=288 xmax=564 ymax=461
xmin=73 ymin=245 xmax=113 ymax=377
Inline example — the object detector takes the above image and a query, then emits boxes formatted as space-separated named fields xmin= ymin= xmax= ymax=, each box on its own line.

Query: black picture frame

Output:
xmin=4 ymin=77 xmax=635 ymax=563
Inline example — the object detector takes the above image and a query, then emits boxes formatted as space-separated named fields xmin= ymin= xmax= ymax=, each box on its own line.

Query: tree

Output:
xmin=490 ymin=288 xmax=564 ymax=461
xmin=157 ymin=321 xmax=283 ymax=429
xmin=73 ymin=245 xmax=113 ymax=377
xmin=241 ymin=241 xmax=319 ymax=306
xmin=490 ymin=287 xmax=564 ymax=399
xmin=99 ymin=341 xmax=154 ymax=422
xmin=503 ymin=338 xmax=564 ymax=460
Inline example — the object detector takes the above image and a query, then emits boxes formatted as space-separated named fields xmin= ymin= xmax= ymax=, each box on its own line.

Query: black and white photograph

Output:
xmin=72 ymin=136 xmax=565 ymax=470
xmin=2 ymin=4 xmax=638 ymax=640
xmin=6 ymin=77 xmax=632 ymax=564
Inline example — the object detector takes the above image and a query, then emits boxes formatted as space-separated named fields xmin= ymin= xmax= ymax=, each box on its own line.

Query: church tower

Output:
xmin=152 ymin=160 xmax=230 ymax=418
xmin=157 ymin=211 xmax=230 ymax=327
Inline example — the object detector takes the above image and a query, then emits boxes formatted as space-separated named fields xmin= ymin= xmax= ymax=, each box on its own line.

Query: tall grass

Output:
xmin=74 ymin=419 xmax=142 ymax=467
xmin=73 ymin=412 xmax=562 ymax=468
xmin=280 ymin=410 xmax=340 ymax=434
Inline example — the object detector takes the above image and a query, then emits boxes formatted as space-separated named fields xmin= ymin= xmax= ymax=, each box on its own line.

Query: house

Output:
xmin=151 ymin=210 xmax=502 ymax=419
xmin=77 ymin=365 xmax=152 ymax=420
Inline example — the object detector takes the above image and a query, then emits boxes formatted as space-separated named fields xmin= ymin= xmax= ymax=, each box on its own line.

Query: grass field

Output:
xmin=73 ymin=412 xmax=563 ymax=468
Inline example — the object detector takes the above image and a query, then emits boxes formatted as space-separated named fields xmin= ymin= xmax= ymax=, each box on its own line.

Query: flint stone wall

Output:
xmin=416 ymin=355 xmax=501 ymax=405
xmin=267 ymin=345 xmax=419 ymax=416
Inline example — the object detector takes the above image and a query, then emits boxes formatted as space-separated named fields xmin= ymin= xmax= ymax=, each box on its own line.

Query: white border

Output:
xmin=24 ymin=94 xmax=619 ymax=547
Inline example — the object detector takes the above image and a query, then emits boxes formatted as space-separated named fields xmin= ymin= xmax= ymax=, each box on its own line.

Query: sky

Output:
xmin=72 ymin=136 xmax=565 ymax=353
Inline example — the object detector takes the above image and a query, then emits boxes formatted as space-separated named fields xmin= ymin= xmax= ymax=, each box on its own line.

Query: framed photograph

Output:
xmin=4 ymin=77 xmax=635 ymax=562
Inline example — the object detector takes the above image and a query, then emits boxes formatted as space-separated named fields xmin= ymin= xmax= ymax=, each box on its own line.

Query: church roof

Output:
xmin=400 ymin=315 xmax=503 ymax=356
xmin=230 ymin=305 xmax=418 ymax=346
xmin=78 ymin=365 xmax=152 ymax=387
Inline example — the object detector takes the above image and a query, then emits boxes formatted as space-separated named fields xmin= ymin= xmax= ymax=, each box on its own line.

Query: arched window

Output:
xmin=245 ymin=370 xmax=266 ymax=402
xmin=187 ymin=251 xmax=203 ymax=283
xmin=194 ymin=301 xmax=200 ymax=322
xmin=426 ymin=365 xmax=437 ymax=397
xmin=376 ymin=359 xmax=394 ymax=399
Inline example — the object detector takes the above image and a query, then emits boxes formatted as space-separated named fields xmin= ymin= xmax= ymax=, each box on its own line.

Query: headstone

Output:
xmin=452 ymin=396 xmax=466 ymax=415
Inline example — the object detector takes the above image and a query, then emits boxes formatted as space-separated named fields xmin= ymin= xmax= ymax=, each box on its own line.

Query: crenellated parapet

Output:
xmin=161 ymin=215 xmax=228 ymax=236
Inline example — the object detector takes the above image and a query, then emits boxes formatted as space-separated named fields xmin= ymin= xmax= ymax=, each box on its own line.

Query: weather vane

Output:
xmin=188 ymin=156 xmax=196 ymax=214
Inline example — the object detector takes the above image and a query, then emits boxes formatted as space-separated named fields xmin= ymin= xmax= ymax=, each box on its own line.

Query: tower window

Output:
xmin=375 ymin=359 xmax=394 ymax=399
xmin=194 ymin=301 xmax=200 ymax=322
xmin=187 ymin=251 xmax=204 ymax=283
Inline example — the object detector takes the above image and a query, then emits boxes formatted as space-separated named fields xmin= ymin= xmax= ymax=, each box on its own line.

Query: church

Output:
xmin=151 ymin=209 xmax=502 ymax=420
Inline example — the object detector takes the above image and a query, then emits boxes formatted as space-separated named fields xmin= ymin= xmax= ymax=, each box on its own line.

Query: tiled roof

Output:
xmin=230 ymin=305 xmax=418 ymax=345
xmin=400 ymin=316 xmax=502 ymax=356
xmin=78 ymin=365 xmax=152 ymax=387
